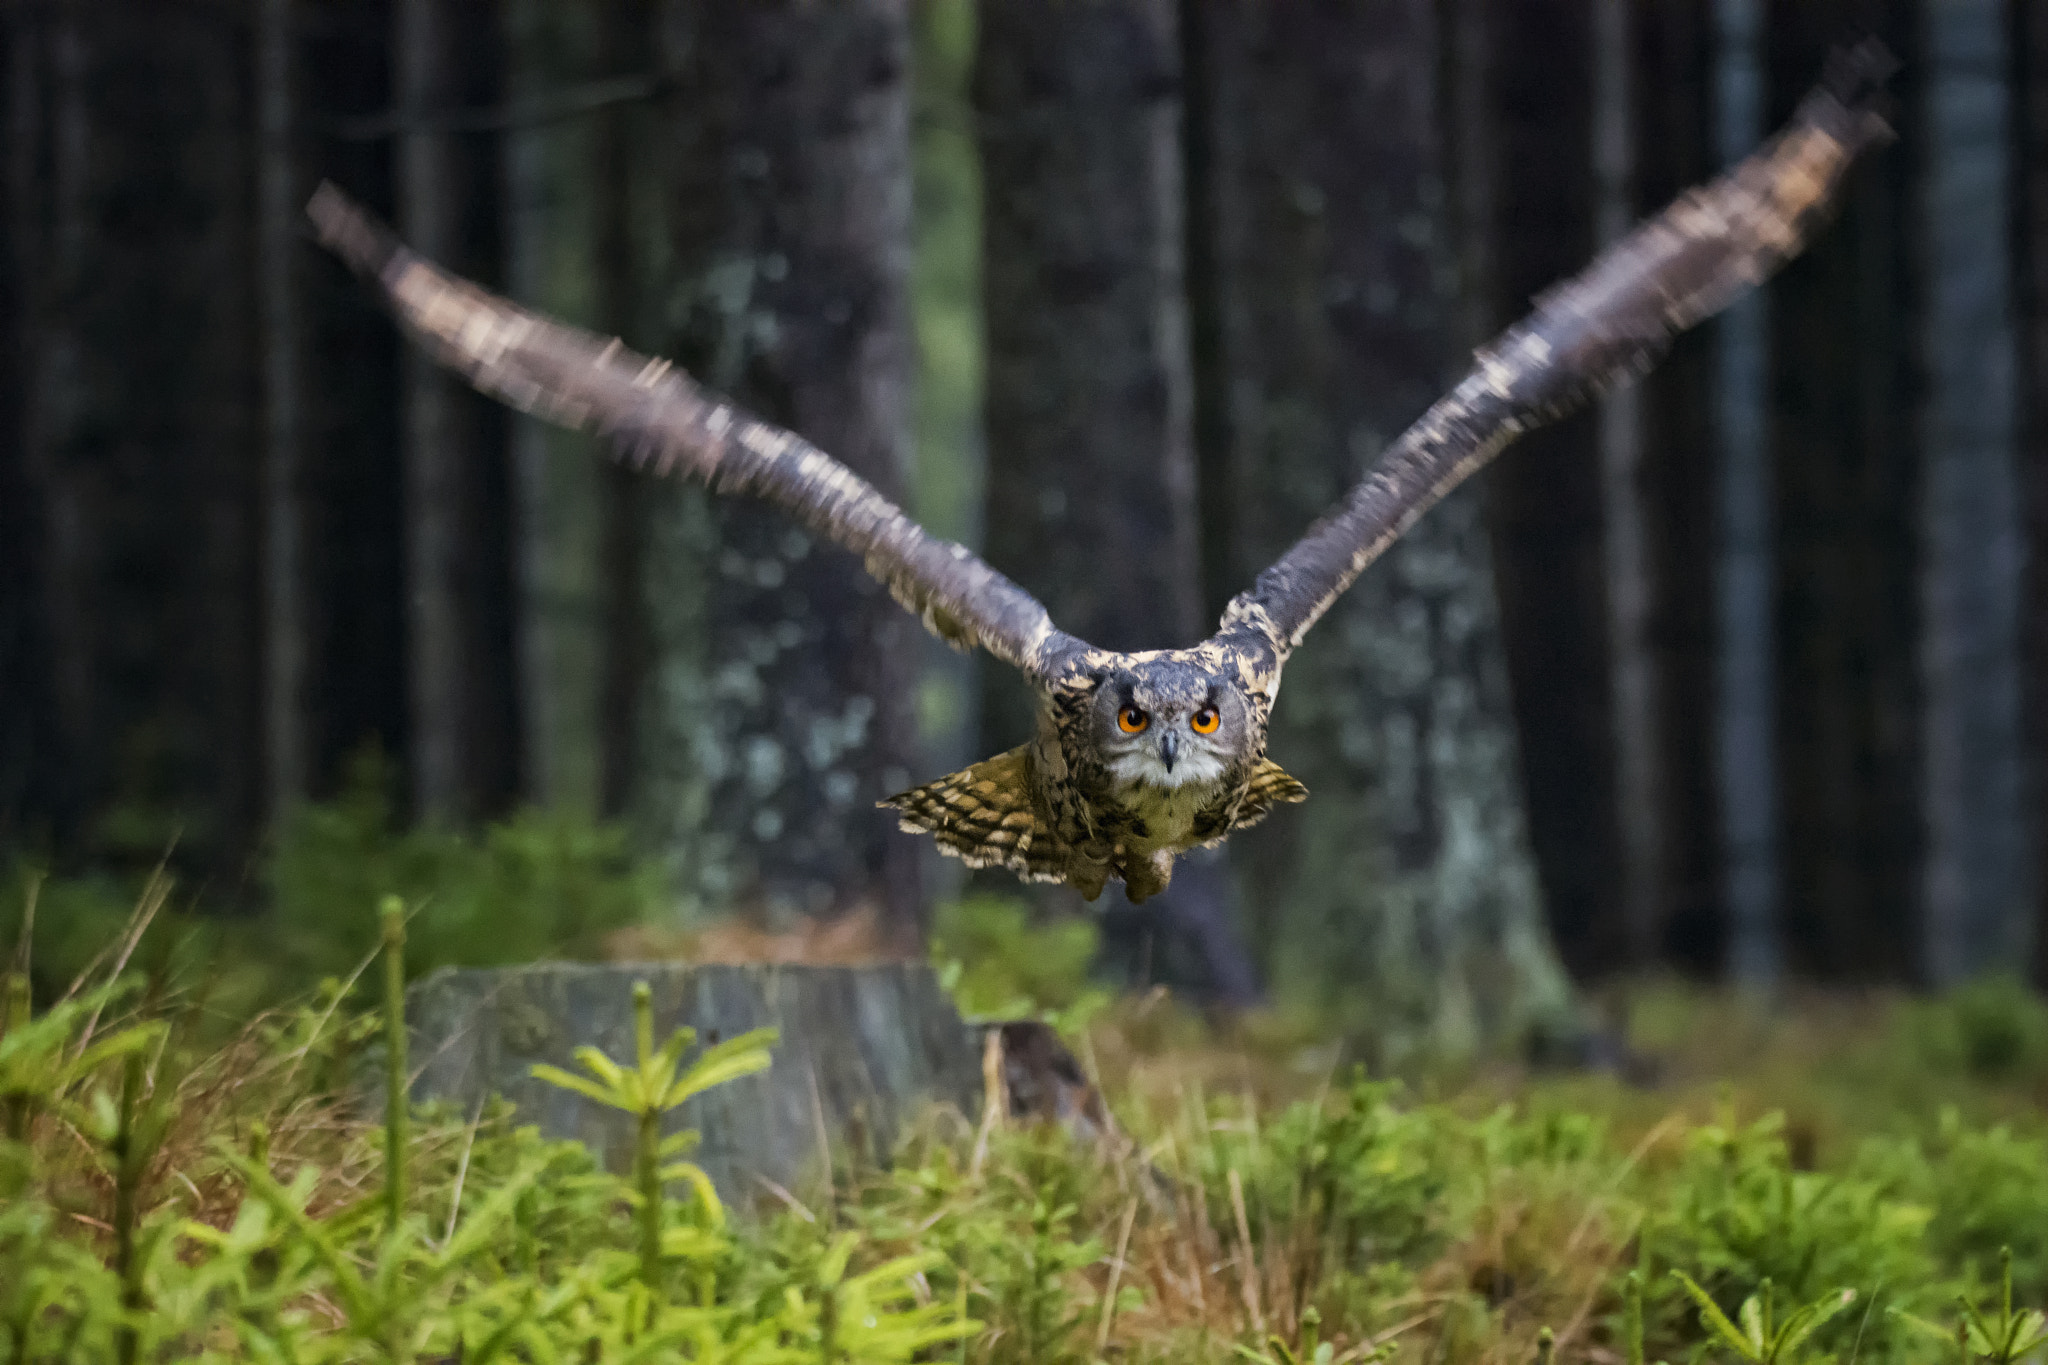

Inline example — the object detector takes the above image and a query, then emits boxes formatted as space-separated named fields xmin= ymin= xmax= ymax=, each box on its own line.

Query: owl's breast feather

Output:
xmin=1109 ymin=775 xmax=1232 ymax=853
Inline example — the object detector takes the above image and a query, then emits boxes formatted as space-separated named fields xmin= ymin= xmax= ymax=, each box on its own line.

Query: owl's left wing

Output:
xmin=308 ymin=185 xmax=1087 ymax=681
xmin=1216 ymin=44 xmax=1893 ymax=663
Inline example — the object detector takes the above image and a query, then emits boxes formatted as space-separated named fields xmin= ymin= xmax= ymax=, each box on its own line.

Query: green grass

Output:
xmin=11 ymin=870 xmax=2048 ymax=1362
xmin=12 ymin=788 xmax=2048 ymax=1361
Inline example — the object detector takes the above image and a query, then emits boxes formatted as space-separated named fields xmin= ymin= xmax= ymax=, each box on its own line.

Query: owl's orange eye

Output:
xmin=1117 ymin=706 xmax=1149 ymax=734
xmin=1190 ymin=707 xmax=1220 ymax=735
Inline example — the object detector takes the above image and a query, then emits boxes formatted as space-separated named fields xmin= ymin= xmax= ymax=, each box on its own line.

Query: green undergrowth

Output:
xmin=11 ymin=893 xmax=2048 ymax=1362
xmin=2 ymin=755 xmax=667 ymax=1023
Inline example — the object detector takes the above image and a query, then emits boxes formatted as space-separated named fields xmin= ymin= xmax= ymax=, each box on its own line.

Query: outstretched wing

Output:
xmin=308 ymin=185 xmax=1087 ymax=681
xmin=1218 ymin=44 xmax=1895 ymax=660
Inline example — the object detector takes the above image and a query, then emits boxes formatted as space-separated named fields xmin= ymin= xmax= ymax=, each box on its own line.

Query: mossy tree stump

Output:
xmin=406 ymin=962 xmax=985 ymax=1203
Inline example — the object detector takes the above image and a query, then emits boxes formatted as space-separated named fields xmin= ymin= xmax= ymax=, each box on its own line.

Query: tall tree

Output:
xmin=1766 ymin=0 xmax=1920 ymax=982
xmin=393 ymin=0 xmax=518 ymax=824
xmin=1593 ymin=0 xmax=1664 ymax=970
xmin=1466 ymin=0 xmax=1622 ymax=983
xmin=1630 ymin=0 xmax=1723 ymax=975
xmin=1917 ymin=0 xmax=2030 ymax=982
xmin=1712 ymin=0 xmax=1780 ymax=985
xmin=301 ymin=0 xmax=408 ymax=797
xmin=1187 ymin=0 xmax=1571 ymax=1049
xmin=642 ymin=1 xmax=925 ymax=946
xmin=0 ymin=5 xmax=46 ymax=841
xmin=975 ymin=0 xmax=1258 ymax=1005
xmin=4 ymin=2 xmax=264 ymax=870
xmin=2021 ymin=0 xmax=2048 ymax=988
xmin=257 ymin=0 xmax=311 ymax=818
xmin=500 ymin=0 xmax=653 ymax=816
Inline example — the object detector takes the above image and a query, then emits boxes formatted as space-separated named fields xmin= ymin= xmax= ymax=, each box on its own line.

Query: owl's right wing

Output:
xmin=1216 ymin=44 xmax=1894 ymax=667
xmin=308 ymin=185 xmax=1088 ymax=683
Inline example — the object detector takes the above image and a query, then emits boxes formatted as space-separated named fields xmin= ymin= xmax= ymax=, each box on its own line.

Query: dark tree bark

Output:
xmin=1630 ymin=0 xmax=1724 ymax=975
xmin=1593 ymin=0 xmax=1664 ymax=972
xmin=0 ymin=5 xmax=64 ymax=845
xmin=300 ymin=0 xmax=408 ymax=796
xmin=643 ymin=2 xmax=925 ymax=948
xmin=1766 ymin=0 xmax=1921 ymax=982
xmin=393 ymin=0 xmax=518 ymax=824
xmin=2021 ymin=0 xmax=2048 ymax=988
xmin=974 ymin=0 xmax=1259 ymax=1007
xmin=500 ymin=0 xmax=653 ymax=816
xmin=1915 ymin=0 xmax=2030 ymax=983
xmin=1466 ymin=0 xmax=1622 ymax=983
xmin=5 ymin=3 xmax=264 ymax=872
xmin=590 ymin=4 xmax=652 ymax=825
xmin=1184 ymin=0 xmax=1570 ymax=1048
xmin=1712 ymin=0 xmax=1781 ymax=985
xmin=257 ymin=0 xmax=311 ymax=818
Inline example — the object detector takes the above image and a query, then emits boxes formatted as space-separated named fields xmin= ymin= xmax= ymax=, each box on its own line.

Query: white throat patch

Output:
xmin=1106 ymin=745 xmax=1228 ymax=791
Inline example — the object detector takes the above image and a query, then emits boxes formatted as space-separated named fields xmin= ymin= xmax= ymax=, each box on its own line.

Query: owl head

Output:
xmin=1089 ymin=657 xmax=1252 ymax=790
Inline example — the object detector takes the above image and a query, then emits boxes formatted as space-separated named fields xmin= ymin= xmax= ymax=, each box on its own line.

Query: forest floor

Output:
xmin=9 ymin=892 xmax=2048 ymax=1364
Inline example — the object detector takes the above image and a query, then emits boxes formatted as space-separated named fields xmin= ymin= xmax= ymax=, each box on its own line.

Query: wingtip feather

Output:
xmin=306 ymin=181 xmax=403 ymax=280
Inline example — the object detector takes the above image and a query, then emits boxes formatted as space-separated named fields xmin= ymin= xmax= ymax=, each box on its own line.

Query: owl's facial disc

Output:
xmin=1095 ymin=663 xmax=1242 ymax=790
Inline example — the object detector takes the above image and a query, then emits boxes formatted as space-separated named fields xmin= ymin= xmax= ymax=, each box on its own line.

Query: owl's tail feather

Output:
xmin=881 ymin=746 xmax=1067 ymax=883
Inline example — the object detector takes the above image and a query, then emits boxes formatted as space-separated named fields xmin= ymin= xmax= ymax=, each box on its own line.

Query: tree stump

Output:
xmin=406 ymin=962 xmax=985 ymax=1204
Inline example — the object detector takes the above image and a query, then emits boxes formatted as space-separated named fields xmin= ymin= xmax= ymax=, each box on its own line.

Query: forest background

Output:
xmin=3 ymin=0 xmax=2046 ymax=1055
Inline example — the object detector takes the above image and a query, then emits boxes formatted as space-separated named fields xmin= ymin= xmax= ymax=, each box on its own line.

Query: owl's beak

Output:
xmin=1158 ymin=729 xmax=1180 ymax=772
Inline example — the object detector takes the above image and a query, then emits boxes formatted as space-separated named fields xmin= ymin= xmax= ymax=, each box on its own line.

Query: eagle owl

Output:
xmin=309 ymin=52 xmax=1888 ymax=904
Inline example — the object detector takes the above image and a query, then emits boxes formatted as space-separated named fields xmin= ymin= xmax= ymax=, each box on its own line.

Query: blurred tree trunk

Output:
xmin=301 ymin=0 xmax=407 ymax=796
xmin=642 ymin=2 xmax=925 ymax=948
xmin=1593 ymin=0 xmax=1663 ymax=972
xmin=393 ymin=0 xmax=518 ymax=824
xmin=1766 ymin=0 xmax=1920 ymax=982
xmin=2021 ymin=0 xmax=2048 ymax=988
xmin=1630 ymin=0 xmax=1724 ymax=975
xmin=1712 ymin=0 xmax=1780 ymax=986
xmin=1187 ymin=0 xmax=1571 ymax=1051
xmin=1465 ymin=0 xmax=1623 ymax=984
xmin=0 ymin=5 xmax=62 ymax=842
xmin=3 ymin=3 xmax=264 ymax=871
xmin=500 ymin=0 xmax=652 ymax=817
xmin=1916 ymin=0 xmax=2029 ymax=983
xmin=590 ymin=7 xmax=652 ymax=824
xmin=257 ymin=0 xmax=311 ymax=818
xmin=974 ymin=0 xmax=1259 ymax=1007
xmin=1595 ymin=0 xmax=1724 ymax=977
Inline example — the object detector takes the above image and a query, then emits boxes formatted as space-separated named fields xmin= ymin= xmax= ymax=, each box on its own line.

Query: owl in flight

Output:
xmin=311 ymin=50 xmax=1889 ymax=905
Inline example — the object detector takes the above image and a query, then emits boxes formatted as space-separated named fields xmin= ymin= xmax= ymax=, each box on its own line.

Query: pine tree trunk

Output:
xmin=7 ymin=3 xmax=264 ymax=869
xmin=1766 ymin=0 xmax=1920 ymax=982
xmin=1188 ymin=0 xmax=1571 ymax=1051
xmin=1467 ymin=0 xmax=1622 ymax=984
xmin=257 ymin=0 xmax=311 ymax=819
xmin=394 ymin=0 xmax=518 ymax=824
xmin=0 ymin=5 xmax=56 ymax=838
xmin=1631 ymin=0 xmax=1723 ymax=975
xmin=500 ymin=0 xmax=652 ymax=816
xmin=301 ymin=0 xmax=408 ymax=795
xmin=591 ymin=5 xmax=651 ymax=824
xmin=975 ymin=0 xmax=1260 ymax=1007
xmin=1593 ymin=0 xmax=1664 ymax=971
xmin=1917 ymin=0 xmax=2029 ymax=982
xmin=1711 ymin=0 xmax=1781 ymax=985
xmin=643 ymin=2 xmax=924 ymax=948
xmin=2020 ymin=0 xmax=2048 ymax=988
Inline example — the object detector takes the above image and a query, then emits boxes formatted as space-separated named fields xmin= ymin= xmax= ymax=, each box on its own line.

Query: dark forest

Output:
xmin=4 ymin=0 xmax=2048 ymax=1049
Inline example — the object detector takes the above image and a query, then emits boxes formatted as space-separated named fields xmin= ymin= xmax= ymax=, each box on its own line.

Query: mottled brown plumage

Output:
xmin=308 ymin=47 xmax=1891 ymax=903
